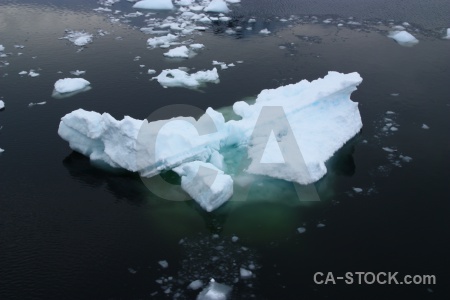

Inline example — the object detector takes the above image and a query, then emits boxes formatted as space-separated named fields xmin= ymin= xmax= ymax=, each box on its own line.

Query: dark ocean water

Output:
xmin=0 ymin=1 xmax=449 ymax=299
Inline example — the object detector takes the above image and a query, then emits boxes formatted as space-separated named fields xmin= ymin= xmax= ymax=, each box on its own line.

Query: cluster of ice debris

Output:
xmin=144 ymin=233 xmax=258 ymax=299
xmin=58 ymin=71 xmax=363 ymax=212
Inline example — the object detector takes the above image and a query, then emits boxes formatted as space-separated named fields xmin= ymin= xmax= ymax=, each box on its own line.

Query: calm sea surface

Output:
xmin=0 ymin=1 xmax=449 ymax=299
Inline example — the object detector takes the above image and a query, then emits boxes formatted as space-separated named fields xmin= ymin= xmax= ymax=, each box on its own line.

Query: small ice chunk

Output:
xmin=28 ymin=71 xmax=40 ymax=77
xmin=240 ymin=268 xmax=253 ymax=279
xmin=353 ymin=187 xmax=363 ymax=193
xmin=147 ymin=69 xmax=157 ymax=74
xmin=128 ymin=268 xmax=137 ymax=274
xmin=231 ymin=236 xmax=239 ymax=242
xmin=390 ymin=126 xmax=398 ymax=131
xmin=0 ymin=45 xmax=5 ymax=52
xmin=382 ymin=147 xmax=396 ymax=153
xmin=147 ymin=34 xmax=178 ymax=48
xmin=63 ymin=31 xmax=93 ymax=46
xmin=152 ymin=68 xmax=219 ymax=88
xmin=197 ymin=279 xmax=232 ymax=300
xmin=190 ymin=43 xmax=205 ymax=49
xmin=297 ymin=227 xmax=306 ymax=234
xmin=317 ymin=223 xmax=326 ymax=228
xmin=0 ymin=100 xmax=4 ymax=109
xmin=163 ymin=45 xmax=190 ymax=58
xmin=421 ymin=124 xmax=429 ymax=129
xmin=443 ymin=28 xmax=450 ymax=40
xmin=400 ymin=155 xmax=412 ymax=162
xmin=133 ymin=0 xmax=174 ymax=10
xmin=19 ymin=71 xmax=28 ymax=75
xmin=259 ymin=28 xmax=271 ymax=34
xmin=204 ymin=0 xmax=230 ymax=13
xmin=54 ymin=78 xmax=91 ymax=94
xmin=158 ymin=260 xmax=169 ymax=268
xmin=390 ymin=93 xmax=399 ymax=96
xmin=188 ymin=280 xmax=204 ymax=290
xmin=388 ymin=31 xmax=419 ymax=46
xmin=28 ymin=101 xmax=46 ymax=107
xmin=70 ymin=70 xmax=86 ymax=76
xmin=0 ymin=148 xmax=4 ymax=153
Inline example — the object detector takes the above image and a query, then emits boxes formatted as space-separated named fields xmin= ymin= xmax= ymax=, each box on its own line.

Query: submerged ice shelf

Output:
xmin=58 ymin=72 xmax=363 ymax=211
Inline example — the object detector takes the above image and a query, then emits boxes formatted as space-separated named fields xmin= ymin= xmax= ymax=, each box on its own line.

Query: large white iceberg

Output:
xmin=133 ymin=0 xmax=174 ymax=10
xmin=58 ymin=72 xmax=363 ymax=211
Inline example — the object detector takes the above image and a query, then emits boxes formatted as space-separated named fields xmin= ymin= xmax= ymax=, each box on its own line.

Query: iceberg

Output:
xmin=152 ymin=68 xmax=219 ymax=88
xmin=388 ymin=30 xmax=419 ymax=46
xmin=133 ymin=0 xmax=174 ymax=10
xmin=58 ymin=72 xmax=363 ymax=211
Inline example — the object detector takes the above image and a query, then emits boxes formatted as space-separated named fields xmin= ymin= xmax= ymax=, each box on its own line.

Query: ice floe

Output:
xmin=147 ymin=33 xmax=178 ymax=48
xmin=58 ymin=72 xmax=362 ymax=211
xmin=388 ymin=30 xmax=418 ymax=46
xmin=163 ymin=45 xmax=190 ymax=58
xmin=152 ymin=68 xmax=219 ymax=88
xmin=54 ymin=78 xmax=91 ymax=94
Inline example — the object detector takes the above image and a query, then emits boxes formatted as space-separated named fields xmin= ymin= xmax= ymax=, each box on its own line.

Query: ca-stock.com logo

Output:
xmin=136 ymin=104 xmax=321 ymax=204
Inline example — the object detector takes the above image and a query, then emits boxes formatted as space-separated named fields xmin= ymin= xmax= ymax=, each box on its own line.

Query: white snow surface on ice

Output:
xmin=204 ymin=0 xmax=229 ymax=13
xmin=147 ymin=34 xmax=178 ymax=48
xmin=54 ymin=78 xmax=91 ymax=94
xmin=152 ymin=68 xmax=219 ymax=88
xmin=163 ymin=45 xmax=190 ymax=58
xmin=58 ymin=72 xmax=363 ymax=211
xmin=133 ymin=0 xmax=174 ymax=10
xmin=388 ymin=31 xmax=419 ymax=46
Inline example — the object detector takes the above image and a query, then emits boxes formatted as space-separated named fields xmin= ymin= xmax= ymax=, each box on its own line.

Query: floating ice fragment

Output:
xmin=0 ymin=148 xmax=4 ymax=153
xmin=188 ymin=280 xmax=204 ymax=290
xmin=163 ymin=45 xmax=190 ymax=58
xmin=152 ymin=68 xmax=219 ymax=88
xmin=158 ymin=260 xmax=169 ymax=268
xmin=0 ymin=45 xmax=5 ymax=52
xmin=54 ymin=78 xmax=90 ymax=94
xmin=388 ymin=31 xmax=418 ymax=46
xmin=353 ymin=187 xmax=363 ymax=193
xmin=63 ymin=31 xmax=93 ymax=46
xmin=259 ymin=28 xmax=271 ymax=34
xmin=231 ymin=236 xmax=239 ymax=242
xmin=19 ymin=71 xmax=27 ymax=75
xmin=147 ymin=69 xmax=156 ymax=74
xmin=28 ymin=101 xmax=46 ymax=107
xmin=70 ymin=70 xmax=86 ymax=76
xmin=382 ymin=147 xmax=396 ymax=153
xmin=133 ymin=0 xmax=174 ymax=10
xmin=317 ymin=223 xmax=326 ymax=228
xmin=421 ymin=124 xmax=429 ymax=129
xmin=204 ymin=0 xmax=229 ymax=13
xmin=28 ymin=71 xmax=40 ymax=77
xmin=197 ymin=279 xmax=232 ymax=300
xmin=0 ymin=100 xmax=4 ymax=109
xmin=147 ymin=34 xmax=178 ymax=48
xmin=297 ymin=227 xmax=306 ymax=234
xmin=443 ymin=28 xmax=450 ymax=39
xmin=240 ymin=268 xmax=252 ymax=279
